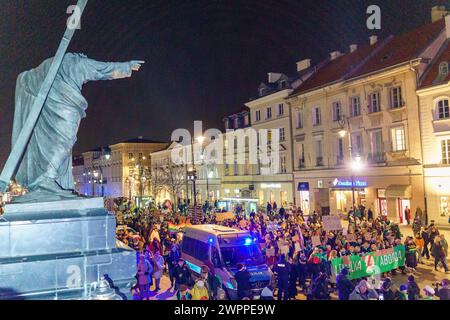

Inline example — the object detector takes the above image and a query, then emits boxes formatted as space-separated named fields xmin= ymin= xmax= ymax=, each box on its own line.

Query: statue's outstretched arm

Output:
xmin=82 ymin=56 xmax=144 ymax=81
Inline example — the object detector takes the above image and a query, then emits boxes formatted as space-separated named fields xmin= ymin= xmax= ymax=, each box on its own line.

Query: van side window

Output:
xmin=182 ymin=237 xmax=209 ymax=263
xmin=212 ymin=246 xmax=221 ymax=267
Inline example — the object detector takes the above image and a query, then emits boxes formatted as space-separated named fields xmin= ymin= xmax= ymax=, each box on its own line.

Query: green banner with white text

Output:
xmin=331 ymin=245 xmax=406 ymax=280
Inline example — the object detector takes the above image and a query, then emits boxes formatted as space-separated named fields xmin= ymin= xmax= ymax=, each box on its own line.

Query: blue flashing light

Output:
xmin=244 ymin=237 xmax=253 ymax=246
xmin=208 ymin=237 xmax=214 ymax=244
xmin=226 ymin=281 xmax=234 ymax=289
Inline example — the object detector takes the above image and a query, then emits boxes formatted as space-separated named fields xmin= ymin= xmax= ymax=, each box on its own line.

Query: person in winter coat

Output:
xmin=274 ymin=254 xmax=291 ymax=300
xmin=136 ymin=255 xmax=151 ymax=300
xmin=336 ymin=267 xmax=355 ymax=300
xmin=431 ymin=240 xmax=449 ymax=272
xmin=152 ymin=250 xmax=165 ymax=292
xmin=413 ymin=234 xmax=424 ymax=263
xmin=176 ymin=284 xmax=192 ymax=300
xmin=288 ymin=257 xmax=298 ymax=299
xmin=191 ymin=279 xmax=209 ymax=300
xmin=349 ymin=280 xmax=378 ymax=300
xmin=405 ymin=237 xmax=418 ymax=271
xmin=421 ymin=227 xmax=431 ymax=259
xmin=201 ymin=265 xmax=221 ymax=300
xmin=311 ymin=272 xmax=330 ymax=300
xmin=174 ymin=258 xmax=193 ymax=290
xmin=166 ymin=244 xmax=180 ymax=289
xmin=407 ymin=275 xmax=420 ymax=300
xmin=235 ymin=263 xmax=252 ymax=300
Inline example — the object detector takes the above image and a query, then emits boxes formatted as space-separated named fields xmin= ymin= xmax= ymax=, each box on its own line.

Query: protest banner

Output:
xmin=216 ymin=211 xmax=235 ymax=222
xmin=311 ymin=235 xmax=321 ymax=247
xmin=331 ymin=245 xmax=405 ymax=280
xmin=322 ymin=215 xmax=342 ymax=230
xmin=265 ymin=247 xmax=275 ymax=257
xmin=346 ymin=233 xmax=356 ymax=242
xmin=280 ymin=245 xmax=289 ymax=255
xmin=266 ymin=222 xmax=280 ymax=232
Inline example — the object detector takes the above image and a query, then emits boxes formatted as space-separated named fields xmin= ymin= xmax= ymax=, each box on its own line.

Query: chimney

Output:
xmin=369 ymin=35 xmax=378 ymax=45
xmin=349 ymin=44 xmax=358 ymax=53
xmin=267 ymin=72 xmax=282 ymax=83
xmin=431 ymin=5 xmax=448 ymax=23
xmin=296 ymin=59 xmax=311 ymax=72
xmin=138 ymin=136 xmax=143 ymax=140
xmin=330 ymin=51 xmax=342 ymax=60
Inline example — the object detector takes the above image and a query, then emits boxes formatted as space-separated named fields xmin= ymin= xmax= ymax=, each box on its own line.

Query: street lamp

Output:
xmin=189 ymin=135 xmax=205 ymax=220
xmin=338 ymin=117 xmax=364 ymax=210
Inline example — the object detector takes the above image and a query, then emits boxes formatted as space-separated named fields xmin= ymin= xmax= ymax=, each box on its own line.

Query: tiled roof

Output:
xmin=290 ymin=18 xmax=446 ymax=97
xmin=351 ymin=18 xmax=445 ymax=79
xmin=419 ymin=39 xmax=450 ymax=88
xmin=290 ymin=42 xmax=382 ymax=95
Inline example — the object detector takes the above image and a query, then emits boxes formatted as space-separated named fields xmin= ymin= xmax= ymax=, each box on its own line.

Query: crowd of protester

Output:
xmin=111 ymin=198 xmax=449 ymax=301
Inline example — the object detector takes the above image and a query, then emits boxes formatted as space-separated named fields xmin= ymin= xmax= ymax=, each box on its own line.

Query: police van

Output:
xmin=181 ymin=224 xmax=272 ymax=299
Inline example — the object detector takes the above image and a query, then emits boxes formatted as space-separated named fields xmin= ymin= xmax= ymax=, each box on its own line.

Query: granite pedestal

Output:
xmin=0 ymin=198 xmax=136 ymax=300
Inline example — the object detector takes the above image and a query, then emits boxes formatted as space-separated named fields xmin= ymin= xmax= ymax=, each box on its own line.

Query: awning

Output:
xmin=385 ymin=185 xmax=411 ymax=198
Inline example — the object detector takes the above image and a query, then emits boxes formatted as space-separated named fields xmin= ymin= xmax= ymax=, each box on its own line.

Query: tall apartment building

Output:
xmin=287 ymin=17 xmax=448 ymax=224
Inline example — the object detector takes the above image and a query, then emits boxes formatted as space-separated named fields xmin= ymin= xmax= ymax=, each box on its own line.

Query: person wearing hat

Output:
xmin=174 ymin=258 xmax=193 ymax=290
xmin=398 ymin=284 xmax=408 ymax=300
xmin=422 ymin=286 xmax=438 ymax=300
xmin=435 ymin=279 xmax=450 ymax=300
xmin=201 ymin=265 xmax=221 ymax=300
xmin=349 ymin=279 xmax=378 ymax=300
xmin=234 ymin=263 xmax=252 ymax=300
xmin=176 ymin=284 xmax=192 ymax=300
xmin=274 ymin=254 xmax=291 ymax=300
xmin=336 ymin=267 xmax=355 ymax=300
xmin=407 ymin=275 xmax=420 ymax=300
xmin=191 ymin=278 xmax=210 ymax=300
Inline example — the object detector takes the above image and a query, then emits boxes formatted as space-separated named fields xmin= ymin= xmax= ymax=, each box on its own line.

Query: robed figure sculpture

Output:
xmin=11 ymin=53 xmax=143 ymax=202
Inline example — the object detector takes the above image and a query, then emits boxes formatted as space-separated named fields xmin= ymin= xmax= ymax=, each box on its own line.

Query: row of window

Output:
xmin=296 ymin=126 xmax=407 ymax=167
xmin=255 ymin=103 xmax=285 ymax=122
xmin=223 ymin=155 xmax=288 ymax=176
xmin=295 ymin=87 xmax=404 ymax=127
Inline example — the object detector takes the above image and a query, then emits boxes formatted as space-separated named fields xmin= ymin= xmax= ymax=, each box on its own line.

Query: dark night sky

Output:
xmin=0 ymin=0 xmax=442 ymax=165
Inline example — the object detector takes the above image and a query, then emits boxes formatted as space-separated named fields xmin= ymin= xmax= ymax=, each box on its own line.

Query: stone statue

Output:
xmin=11 ymin=53 xmax=144 ymax=202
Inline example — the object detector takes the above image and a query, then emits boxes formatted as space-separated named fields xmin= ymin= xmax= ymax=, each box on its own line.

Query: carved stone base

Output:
xmin=0 ymin=198 xmax=136 ymax=300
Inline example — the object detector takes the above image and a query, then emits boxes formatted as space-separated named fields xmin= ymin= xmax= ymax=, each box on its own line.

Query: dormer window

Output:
xmin=259 ymin=88 xmax=266 ymax=96
xmin=279 ymin=80 xmax=287 ymax=89
xmin=439 ymin=61 xmax=449 ymax=77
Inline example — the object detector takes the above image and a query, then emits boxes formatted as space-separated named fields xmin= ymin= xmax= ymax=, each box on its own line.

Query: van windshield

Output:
xmin=220 ymin=244 xmax=265 ymax=267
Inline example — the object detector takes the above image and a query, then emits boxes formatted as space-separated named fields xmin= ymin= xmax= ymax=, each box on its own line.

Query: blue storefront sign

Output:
xmin=332 ymin=178 xmax=368 ymax=188
xmin=298 ymin=182 xmax=310 ymax=191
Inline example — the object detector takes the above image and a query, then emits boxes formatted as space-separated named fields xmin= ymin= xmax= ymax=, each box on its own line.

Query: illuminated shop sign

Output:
xmin=298 ymin=182 xmax=310 ymax=191
xmin=261 ymin=183 xmax=281 ymax=189
xmin=332 ymin=178 xmax=368 ymax=188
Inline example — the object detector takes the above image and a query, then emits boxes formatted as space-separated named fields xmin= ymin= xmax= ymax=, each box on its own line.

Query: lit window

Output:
xmin=391 ymin=127 xmax=406 ymax=152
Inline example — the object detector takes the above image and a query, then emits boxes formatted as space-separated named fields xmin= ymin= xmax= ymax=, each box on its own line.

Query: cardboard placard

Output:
xmin=312 ymin=235 xmax=321 ymax=247
xmin=346 ymin=234 xmax=356 ymax=242
xmin=279 ymin=245 xmax=289 ymax=255
xmin=294 ymin=242 xmax=302 ymax=253
xmin=322 ymin=215 xmax=343 ymax=230
xmin=265 ymin=247 xmax=275 ymax=257
xmin=216 ymin=211 xmax=235 ymax=222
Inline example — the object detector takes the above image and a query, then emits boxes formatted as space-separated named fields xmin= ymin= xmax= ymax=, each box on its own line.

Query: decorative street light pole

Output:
xmin=190 ymin=135 xmax=205 ymax=221
xmin=339 ymin=116 xmax=363 ymax=210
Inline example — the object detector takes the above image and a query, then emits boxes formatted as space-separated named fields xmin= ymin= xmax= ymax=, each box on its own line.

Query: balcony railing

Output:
xmin=368 ymin=152 xmax=386 ymax=164
xmin=298 ymin=159 xmax=305 ymax=169
xmin=336 ymin=156 xmax=345 ymax=166
xmin=316 ymin=157 xmax=324 ymax=167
